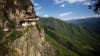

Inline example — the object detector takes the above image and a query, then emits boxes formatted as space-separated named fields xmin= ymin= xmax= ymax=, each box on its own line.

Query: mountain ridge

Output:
xmin=40 ymin=17 xmax=100 ymax=56
xmin=67 ymin=17 xmax=100 ymax=34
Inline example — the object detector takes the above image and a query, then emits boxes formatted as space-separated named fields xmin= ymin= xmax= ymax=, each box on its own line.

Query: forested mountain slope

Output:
xmin=40 ymin=17 xmax=100 ymax=56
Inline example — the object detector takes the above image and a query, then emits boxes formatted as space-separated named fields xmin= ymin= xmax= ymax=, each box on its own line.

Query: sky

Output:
xmin=31 ymin=0 xmax=99 ymax=20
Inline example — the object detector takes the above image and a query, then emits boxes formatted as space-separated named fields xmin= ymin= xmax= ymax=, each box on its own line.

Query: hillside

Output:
xmin=40 ymin=17 xmax=100 ymax=56
xmin=0 ymin=0 xmax=55 ymax=56
xmin=67 ymin=17 xmax=100 ymax=34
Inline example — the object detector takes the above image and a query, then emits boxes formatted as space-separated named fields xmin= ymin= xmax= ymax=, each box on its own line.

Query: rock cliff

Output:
xmin=0 ymin=0 xmax=55 ymax=56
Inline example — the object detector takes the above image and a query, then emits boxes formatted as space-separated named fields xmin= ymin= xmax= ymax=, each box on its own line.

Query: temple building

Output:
xmin=19 ymin=5 xmax=39 ymax=27
xmin=2 ymin=3 xmax=39 ymax=31
xmin=20 ymin=16 xmax=39 ymax=27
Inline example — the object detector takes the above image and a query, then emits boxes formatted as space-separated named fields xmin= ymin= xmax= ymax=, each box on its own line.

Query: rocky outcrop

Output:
xmin=0 ymin=0 xmax=55 ymax=56
xmin=9 ymin=25 xmax=55 ymax=56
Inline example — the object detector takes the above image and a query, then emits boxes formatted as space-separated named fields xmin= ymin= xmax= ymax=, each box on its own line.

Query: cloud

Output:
xmin=31 ymin=0 xmax=42 ymax=15
xmin=66 ymin=0 xmax=84 ymax=3
xmin=83 ymin=0 xmax=96 ymax=6
xmin=74 ymin=15 xmax=100 ymax=19
xmin=59 ymin=12 xmax=72 ymax=17
xmin=60 ymin=4 xmax=65 ymax=7
xmin=43 ymin=14 xmax=49 ymax=18
xmin=64 ymin=15 xmax=100 ymax=20
xmin=83 ymin=2 xmax=91 ymax=6
xmin=54 ymin=0 xmax=86 ymax=8
xmin=34 ymin=3 xmax=42 ymax=10
xmin=54 ymin=0 xmax=65 ymax=3
xmin=34 ymin=3 xmax=39 ymax=6
xmin=54 ymin=0 xmax=96 ymax=5
xmin=54 ymin=0 xmax=85 ymax=4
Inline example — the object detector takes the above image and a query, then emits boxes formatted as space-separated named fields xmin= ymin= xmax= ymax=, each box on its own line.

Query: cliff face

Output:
xmin=0 ymin=0 xmax=55 ymax=56
xmin=0 ymin=0 xmax=36 ymax=28
xmin=9 ymin=26 xmax=55 ymax=56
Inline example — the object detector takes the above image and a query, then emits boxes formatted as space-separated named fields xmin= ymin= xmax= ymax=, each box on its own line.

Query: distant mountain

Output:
xmin=39 ymin=17 xmax=100 ymax=56
xmin=67 ymin=17 xmax=100 ymax=34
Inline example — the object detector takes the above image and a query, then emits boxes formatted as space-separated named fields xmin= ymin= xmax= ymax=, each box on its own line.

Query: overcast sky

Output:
xmin=31 ymin=0 xmax=99 ymax=20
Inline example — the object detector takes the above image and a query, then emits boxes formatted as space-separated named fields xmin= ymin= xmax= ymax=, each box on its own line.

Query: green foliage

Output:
xmin=46 ymin=34 xmax=79 ymax=56
xmin=0 ymin=27 xmax=4 ymax=41
xmin=41 ymin=17 xmax=100 ymax=56
xmin=36 ymin=20 xmax=44 ymax=32
xmin=24 ymin=25 xmax=33 ymax=32
xmin=7 ymin=30 xmax=22 ymax=42
xmin=8 ymin=20 xmax=16 ymax=30
xmin=0 ymin=29 xmax=22 ymax=55
xmin=37 ymin=20 xmax=44 ymax=28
